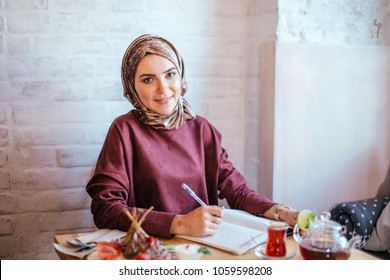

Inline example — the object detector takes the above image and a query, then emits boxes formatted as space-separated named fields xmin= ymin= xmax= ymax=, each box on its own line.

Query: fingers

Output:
xmin=197 ymin=208 xmax=222 ymax=233
xmin=283 ymin=209 xmax=299 ymax=226
xmin=207 ymin=216 xmax=220 ymax=232
xmin=209 ymin=205 xmax=224 ymax=219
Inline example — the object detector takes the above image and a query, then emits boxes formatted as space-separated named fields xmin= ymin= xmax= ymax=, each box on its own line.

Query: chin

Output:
xmin=159 ymin=109 xmax=175 ymax=115
xmin=155 ymin=105 xmax=176 ymax=115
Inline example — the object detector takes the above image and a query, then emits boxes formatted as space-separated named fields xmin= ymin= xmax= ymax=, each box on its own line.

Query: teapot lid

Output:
xmin=310 ymin=211 xmax=342 ymax=235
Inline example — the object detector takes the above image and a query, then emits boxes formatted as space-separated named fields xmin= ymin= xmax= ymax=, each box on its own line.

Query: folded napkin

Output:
xmin=54 ymin=229 xmax=126 ymax=259
xmin=77 ymin=228 xmax=125 ymax=243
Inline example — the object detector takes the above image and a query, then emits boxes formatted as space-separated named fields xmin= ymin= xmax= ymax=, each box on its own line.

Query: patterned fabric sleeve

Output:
xmin=330 ymin=196 xmax=390 ymax=248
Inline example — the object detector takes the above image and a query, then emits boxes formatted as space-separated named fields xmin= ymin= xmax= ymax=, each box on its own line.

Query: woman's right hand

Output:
xmin=170 ymin=206 xmax=224 ymax=236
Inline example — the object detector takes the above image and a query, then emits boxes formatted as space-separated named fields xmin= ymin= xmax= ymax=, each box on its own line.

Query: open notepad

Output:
xmin=177 ymin=208 xmax=288 ymax=255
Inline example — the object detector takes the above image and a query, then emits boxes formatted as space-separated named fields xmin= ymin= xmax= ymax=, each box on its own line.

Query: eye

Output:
xmin=166 ymin=71 xmax=177 ymax=78
xmin=142 ymin=77 xmax=153 ymax=83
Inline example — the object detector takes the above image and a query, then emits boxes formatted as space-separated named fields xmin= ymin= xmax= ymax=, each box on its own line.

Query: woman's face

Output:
xmin=134 ymin=54 xmax=182 ymax=115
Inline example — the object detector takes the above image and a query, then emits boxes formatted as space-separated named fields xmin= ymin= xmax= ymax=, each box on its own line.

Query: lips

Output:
xmin=155 ymin=96 xmax=172 ymax=104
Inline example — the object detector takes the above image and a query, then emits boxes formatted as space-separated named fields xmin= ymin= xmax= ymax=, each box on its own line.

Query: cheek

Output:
xmin=172 ymin=80 xmax=182 ymax=94
xmin=135 ymin=84 xmax=152 ymax=101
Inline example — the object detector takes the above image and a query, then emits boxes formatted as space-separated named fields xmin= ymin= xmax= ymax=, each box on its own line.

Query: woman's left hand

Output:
xmin=279 ymin=208 xmax=299 ymax=227
xmin=264 ymin=205 xmax=299 ymax=227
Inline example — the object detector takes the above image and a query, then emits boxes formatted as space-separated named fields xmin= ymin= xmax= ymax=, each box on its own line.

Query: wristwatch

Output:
xmin=274 ymin=204 xmax=292 ymax=221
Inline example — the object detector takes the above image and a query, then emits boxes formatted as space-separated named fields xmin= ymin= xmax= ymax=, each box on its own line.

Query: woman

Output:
xmin=86 ymin=34 xmax=298 ymax=238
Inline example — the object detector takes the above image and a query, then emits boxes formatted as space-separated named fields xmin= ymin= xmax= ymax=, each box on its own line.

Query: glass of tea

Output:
xmin=265 ymin=223 xmax=289 ymax=257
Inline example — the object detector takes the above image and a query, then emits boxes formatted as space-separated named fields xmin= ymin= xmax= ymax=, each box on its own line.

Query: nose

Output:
xmin=156 ymin=78 xmax=169 ymax=94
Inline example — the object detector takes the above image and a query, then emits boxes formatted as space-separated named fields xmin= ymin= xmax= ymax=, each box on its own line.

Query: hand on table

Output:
xmin=280 ymin=208 xmax=299 ymax=227
xmin=170 ymin=205 xmax=224 ymax=236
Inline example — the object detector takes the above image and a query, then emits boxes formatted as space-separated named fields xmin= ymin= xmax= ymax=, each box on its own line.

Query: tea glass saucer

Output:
xmin=254 ymin=244 xmax=296 ymax=260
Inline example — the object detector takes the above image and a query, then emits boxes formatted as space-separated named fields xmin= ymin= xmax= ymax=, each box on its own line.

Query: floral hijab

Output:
xmin=121 ymin=34 xmax=195 ymax=130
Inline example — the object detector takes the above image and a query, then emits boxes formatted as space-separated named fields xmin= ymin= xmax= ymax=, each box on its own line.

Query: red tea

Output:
xmin=265 ymin=223 xmax=288 ymax=257
xmin=299 ymin=239 xmax=350 ymax=260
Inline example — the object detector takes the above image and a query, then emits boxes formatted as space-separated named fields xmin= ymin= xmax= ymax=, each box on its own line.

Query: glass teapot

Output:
xmin=293 ymin=211 xmax=361 ymax=260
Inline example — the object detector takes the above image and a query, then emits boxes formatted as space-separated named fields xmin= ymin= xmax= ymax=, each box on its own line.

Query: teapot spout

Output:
xmin=347 ymin=235 xmax=362 ymax=249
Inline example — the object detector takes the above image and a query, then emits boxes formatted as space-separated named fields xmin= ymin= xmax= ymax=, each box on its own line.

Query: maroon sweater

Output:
xmin=86 ymin=110 xmax=276 ymax=238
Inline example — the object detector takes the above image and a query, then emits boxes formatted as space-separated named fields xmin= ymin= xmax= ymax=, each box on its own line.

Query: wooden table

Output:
xmin=53 ymin=232 xmax=379 ymax=260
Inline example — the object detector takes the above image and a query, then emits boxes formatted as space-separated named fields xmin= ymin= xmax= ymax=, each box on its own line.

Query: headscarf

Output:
xmin=121 ymin=34 xmax=196 ymax=130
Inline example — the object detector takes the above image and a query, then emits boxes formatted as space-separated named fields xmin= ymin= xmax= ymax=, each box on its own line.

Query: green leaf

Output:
xmin=162 ymin=245 xmax=175 ymax=253
xmin=198 ymin=246 xmax=212 ymax=255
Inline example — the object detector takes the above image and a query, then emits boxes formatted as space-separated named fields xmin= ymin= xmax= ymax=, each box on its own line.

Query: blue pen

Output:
xmin=181 ymin=183 xmax=207 ymax=206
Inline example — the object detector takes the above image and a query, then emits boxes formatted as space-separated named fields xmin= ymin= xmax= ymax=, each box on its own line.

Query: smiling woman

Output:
xmin=134 ymin=55 xmax=182 ymax=116
xmin=85 ymin=34 xmax=299 ymax=240
xmin=121 ymin=34 xmax=195 ymax=130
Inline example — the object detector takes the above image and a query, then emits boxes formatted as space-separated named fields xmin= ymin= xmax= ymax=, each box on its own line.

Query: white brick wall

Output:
xmin=0 ymin=0 xmax=250 ymax=259
xmin=277 ymin=0 xmax=390 ymax=45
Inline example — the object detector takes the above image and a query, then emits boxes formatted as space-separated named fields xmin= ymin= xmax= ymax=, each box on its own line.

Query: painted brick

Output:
xmin=13 ymin=147 xmax=57 ymax=168
xmin=0 ymin=105 xmax=6 ymax=122
xmin=7 ymin=13 xmax=50 ymax=34
xmin=10 ymin=167 xmax=92 ymax=190
xmin=0 ymin=194 xmax=17 ymax=214
xmin=47 ymin=13 xmax=146 ymax=34
xmin=0 ymin=128 xmax=7 ymax=146
xmin=9 ymin=80 xmax=52 ymax=100
xmin=9 ymin=57 xmax=59 ymax=78
xmin=32 ymin=34 xmax=128 ymax=57
xmin=19 ymin=188 xmax=91 ymax=212
xmin=14 ymin=125 xmax=108 ymax=146
xmin=49 ymin=0 xmax=100 ymax=11
xmin=8 ymin=35 xmax=31 ymax=55
xmin=0 ymin=58 xmax=4 ymax=81
xmin=36 ymin=209 xmax=95 ymax=232
xmin=9 ymin=56 xmax=120 ymax=79
xmin=0 ymin=83 xmax=6 ymax=101
xmin=277 ymin=0 xmax=387 ymax=45
xmin=56 ymin=146 xmax=101 ymax=168
xmin=0 ymin=236 xmax=14 ymax=258
xmin=9 ymin=80 xmax=124 ymax=101
xmin=155 ymin=15 xmax=246 ymax=38
xmin=12 ymin=101 xmax=129 ymax=125
xmin=4 ymin=0 xmax=48 ymax=10
xmin=0 ymin=35 xmax=3 ymax=53
xmin=12 ymin=231 xmax=54 ymax=259
xmin=0 ymin=15 xmax=4 ymax=32
xmin=3 ymin=214 xmax=82 ymax=259
xmin=0 ymin=172 xmax=10 ymax=189
xmin=0 ymin=217 xmax=13 ymax=235
xmin=108 ymin=0 xmax=145 ymax=13
xmin=176 ymin=37 xmax=244 ymax=59
xmin=0 ymin=149 xmax=7 ymax=167
xmin=148 ymin=0 xmax=246 ymax=16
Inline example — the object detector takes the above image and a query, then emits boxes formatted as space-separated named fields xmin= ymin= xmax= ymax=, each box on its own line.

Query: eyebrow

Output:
xmin=138 ymin=67 xmax=177 ymax=78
